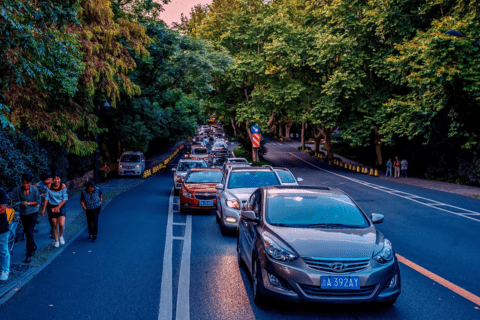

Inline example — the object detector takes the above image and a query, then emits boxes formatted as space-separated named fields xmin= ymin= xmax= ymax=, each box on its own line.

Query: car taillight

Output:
xmin=177 ymin=177 xmax=183 ymax=183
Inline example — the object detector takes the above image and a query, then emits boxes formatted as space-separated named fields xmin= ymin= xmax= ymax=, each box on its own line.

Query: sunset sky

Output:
xmin=160 ymin=0 xmax=213 ymax=27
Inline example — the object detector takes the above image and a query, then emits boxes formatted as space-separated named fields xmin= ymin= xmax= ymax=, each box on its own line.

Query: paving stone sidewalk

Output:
xmin=0 ymin=141 xmax=184 ymax=301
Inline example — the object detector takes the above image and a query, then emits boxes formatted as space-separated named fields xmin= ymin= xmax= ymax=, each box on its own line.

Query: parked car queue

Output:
xmin=172 ymin=124 xmax=401 ymax=307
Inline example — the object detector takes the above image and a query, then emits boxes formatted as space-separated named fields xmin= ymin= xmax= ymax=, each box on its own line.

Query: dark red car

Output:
xmin=179 ymin=168 xmax=223 ymax=213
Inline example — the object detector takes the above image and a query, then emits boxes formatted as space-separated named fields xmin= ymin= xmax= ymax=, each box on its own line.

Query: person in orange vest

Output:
xmin=394 ymin=156 xmax=401 ymax=178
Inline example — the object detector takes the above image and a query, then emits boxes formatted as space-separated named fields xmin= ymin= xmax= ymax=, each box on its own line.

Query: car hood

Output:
xmin=184 ymin=183 xmax=217 ymax=193
xmin=268 ymin=225 xmax=377 ymax=259
xmin=226 ymin=188 xmax=258 ymax=201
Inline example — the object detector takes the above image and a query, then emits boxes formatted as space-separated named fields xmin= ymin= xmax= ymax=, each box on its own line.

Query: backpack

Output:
xmin=396 ymin=161 xmax=400 ymax=167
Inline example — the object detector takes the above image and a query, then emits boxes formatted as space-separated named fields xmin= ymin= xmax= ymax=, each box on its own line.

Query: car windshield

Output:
xmin=276 ymin=170 xmax=296 ymax=183
xmin=227 ymin=171 xmax=280 ymax=189
xmin=266 ymin=193 xmax=369 ymax=228
xmin=229 ymin=159 xmax=248 ymax=163
xmin=192 ymin=148 xmax=207 ymax=155
xmin=177 ymin=162 xmax=207 ymax=171
xmin=121 ymin=155 xmax=140 ymax=162
xmin=185 ymin=171 xmax=223 ymax=183
xmin=214 ymin=143 xmax=225 ymax=148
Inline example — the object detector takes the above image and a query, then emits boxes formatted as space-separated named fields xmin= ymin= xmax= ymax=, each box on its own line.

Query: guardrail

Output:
xmin=332 ymin=159 xmax=378 ymax=177
xmin=143 ymin=144 xmax=184 ymax=179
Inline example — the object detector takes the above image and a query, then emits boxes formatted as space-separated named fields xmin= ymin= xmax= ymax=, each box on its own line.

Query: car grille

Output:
xmin=299 ymin=284 xmax=377 ymax=298
xmin=303 ymin=257 xmax=370 ymax=273
xmin=124 ymin=166 xmax=135 ymax=169
xmin=195 ymin=193 xmax=216 ymax=200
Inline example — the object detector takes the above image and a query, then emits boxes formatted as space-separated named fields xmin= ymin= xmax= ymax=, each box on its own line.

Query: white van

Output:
xmin=118 ymin=151 xmax=145 ymax=176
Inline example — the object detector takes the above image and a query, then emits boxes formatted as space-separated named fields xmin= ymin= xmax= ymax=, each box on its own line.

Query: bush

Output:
xmin=233 ymin=145 xmax=249 ymax=158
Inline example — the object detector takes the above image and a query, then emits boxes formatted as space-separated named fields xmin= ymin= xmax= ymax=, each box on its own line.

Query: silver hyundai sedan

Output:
xmin=237 ymin=186 xmax=401 ymax=306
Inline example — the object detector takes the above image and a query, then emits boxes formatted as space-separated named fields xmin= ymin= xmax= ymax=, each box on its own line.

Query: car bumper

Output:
xmin=257 ymin=254 xmax=401 ymax=303
xmin=118 ymin=168 xmax=142 ymax=176
xmin=181 ymin=196 xmax=217 ymax=210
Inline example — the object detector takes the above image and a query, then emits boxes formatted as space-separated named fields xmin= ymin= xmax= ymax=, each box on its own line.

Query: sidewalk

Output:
xmin=0 ymin=141 xmax=184 ymax=301
xmin=291 ymin=140 xmax=480 ymax=199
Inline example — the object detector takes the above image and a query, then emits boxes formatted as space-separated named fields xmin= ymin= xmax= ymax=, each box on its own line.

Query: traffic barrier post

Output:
xmin=374 ymin=169 xmax=378 ymax=177
xmin=369 ymin=168 xmax=373 ymax=176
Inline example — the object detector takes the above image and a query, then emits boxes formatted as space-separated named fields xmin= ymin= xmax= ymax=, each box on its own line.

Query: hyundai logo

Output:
xmin=330 ymin=263 xmax=346 ymax=272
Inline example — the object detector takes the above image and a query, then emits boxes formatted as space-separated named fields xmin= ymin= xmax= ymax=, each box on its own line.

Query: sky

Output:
xmin=160 ymin=0 xmax=213 ymax=28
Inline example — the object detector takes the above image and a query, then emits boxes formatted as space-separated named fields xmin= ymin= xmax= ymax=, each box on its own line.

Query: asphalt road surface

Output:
xmin=1 ymin=140 xmax=479 ymax=319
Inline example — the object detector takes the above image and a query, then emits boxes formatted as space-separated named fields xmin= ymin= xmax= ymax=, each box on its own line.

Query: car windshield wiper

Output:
xmin=294 ymin=223 xmax=362 ymax=229
xmin=269 ymin=222 xmax=291 ymax=227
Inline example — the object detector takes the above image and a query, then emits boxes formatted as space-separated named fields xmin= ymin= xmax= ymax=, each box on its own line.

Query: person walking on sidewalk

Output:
xmin=386 ymin=159 xmax=392 ymax=177
xmin=9 ymin=173 xmax=41 ymax=263
xmin=394 ymin=156 xmax=401 ymax=178
xmin=0 ymin=188 xmax=11 ymax=281
xmin=80 ymin=180 xmax=103 ymax=242
xmin=42 ymin=173 xmax=68 ymax=248
xmin=35 ymin=172 xmax=54 ymax=239
xmin=401 ymin=159 xmax=409 ymax=177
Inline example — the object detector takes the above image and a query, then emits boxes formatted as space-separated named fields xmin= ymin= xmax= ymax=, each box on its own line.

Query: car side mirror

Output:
xmin=241 ymin=210 xmax=259 ymax=223
xmin=172 ymin=168 xmax=176 ymax=172
xmin=371 ymin=213 xmax=384 ymax=224
xmin=215 ymin=184 xmax=224 ymax=190
xmin=117 ymin=159 xmax=120 ymax=162
xmin=297 ymin=177 xmax=303 ymax=182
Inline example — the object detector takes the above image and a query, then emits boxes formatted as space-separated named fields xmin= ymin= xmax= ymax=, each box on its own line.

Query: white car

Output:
xmin=118 ymin=151 xmax=145 ymax=176
xmin=215 ymin=166 xmax=281 ymax=235
xmin=211 ymin=141 xmax=228 ymax=155
xmin=172 ymin=159 xmax=208 ymax=193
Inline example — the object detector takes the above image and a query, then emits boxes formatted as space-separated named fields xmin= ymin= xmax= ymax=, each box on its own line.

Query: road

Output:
xmin=1 ymin=139 xmax=479 ymax=319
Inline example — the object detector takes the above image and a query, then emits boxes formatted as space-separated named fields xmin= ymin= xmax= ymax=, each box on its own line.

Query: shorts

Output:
xmin=47 ymin=203 xmax=66 ymax=219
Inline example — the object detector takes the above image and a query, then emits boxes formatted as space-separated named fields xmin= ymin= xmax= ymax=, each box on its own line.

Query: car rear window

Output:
xmin=229 ymin=159 xmax=248 ymax=163
xmin=276 ymin=170 xmax=296 ymax=183
xmin=193 ymin=148 xmax=207 ymax=155
xmin=185 ymin=171 xmax=223 ymax=183
xmin=266 ymin=193 xmax=369 ymax=228
xmin=227 ymin=171 xmax=280 ymax=189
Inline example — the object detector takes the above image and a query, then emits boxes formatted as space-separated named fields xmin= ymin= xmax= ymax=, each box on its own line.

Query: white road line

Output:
xmin=172 ymin=222 xmax=186 ymax=226
xmin=158 ymin=188 xmax=174 ymax=320
xmin=176 ymin=214 xmax=192 ymax=320
xmin=289 ymin=153 xmax=480 ymax=222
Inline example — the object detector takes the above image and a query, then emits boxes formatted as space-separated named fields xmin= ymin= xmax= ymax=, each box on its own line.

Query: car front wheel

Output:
xmin=252 ymin=258 xmax=265 ymax=304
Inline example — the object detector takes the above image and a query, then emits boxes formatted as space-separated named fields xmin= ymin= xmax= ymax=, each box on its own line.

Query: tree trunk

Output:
xmin=312 ymin=126 xmax=323 ymax=155
xmin=278 ymin=124 xmax=283 ymax=137
xmin=301 ymin=122 xmax=306 ymax=149
xmin=374 ymin=128 xmax=383 ymax=166
xmin=231 ymin=119 xmax=237 ymax=137
xmin=285 ymin=122 xmax=293 ymax=141
xmin=322 ymin=127 xmax=334 ymax=159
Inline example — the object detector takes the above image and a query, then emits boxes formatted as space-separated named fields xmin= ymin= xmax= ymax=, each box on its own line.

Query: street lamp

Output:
xmin=94 ymin=100 xmax=111 ymax=183
xmin=445 ymin=30 xmax=480 ymax=40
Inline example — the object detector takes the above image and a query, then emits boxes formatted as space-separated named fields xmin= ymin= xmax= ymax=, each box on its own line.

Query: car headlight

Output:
xmin=183 ymin=191 xmax=192 ymax=198
xmin=373 ymin=238 xmax=394 ymax=264
xmin=261 ymin=234 xmax=297 ymax=262
xmin=135 ymin=164 xmax=141 ymax=168
xmin=226 ymin=199 xmax=240 ymax=209
xmin=119 ymin=164 xmax=123 ymax=168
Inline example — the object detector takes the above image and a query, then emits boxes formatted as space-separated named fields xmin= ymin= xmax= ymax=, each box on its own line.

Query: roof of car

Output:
xmin=262 ymin=186 xmax=342 ymax=195
xmin=188 ymin=168 xmax=221 ymax=172
xmin=178 ymin=159 xmax=207 ymax=163
xmin=230 ymin=166 xmax=273 ymax=172
xmin=121 ymin=151 xmax=143 ymax=155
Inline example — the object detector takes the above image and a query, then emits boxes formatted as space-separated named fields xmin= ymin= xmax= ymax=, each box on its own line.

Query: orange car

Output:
xmin=179 ymin=168 xmax=223 ymax=213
